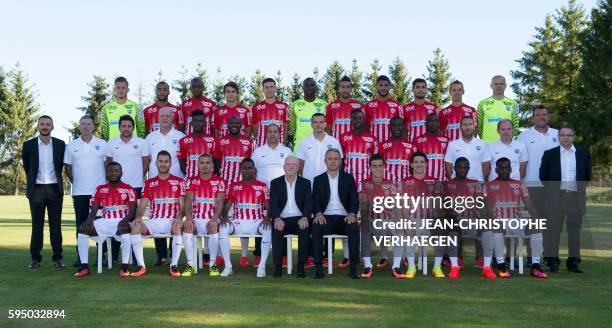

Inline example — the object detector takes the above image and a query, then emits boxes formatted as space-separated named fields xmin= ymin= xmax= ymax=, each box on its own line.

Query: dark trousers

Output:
xmin=312 ymin=215 xmax=359 ymax=265
xmin=72 ymin=195 xmax=92 ymax=263
xmin=28 ymin=184 xmax=63 ymax=261
xmin=272 ymin=217 xmax=309 ymax=266
xmin=545 ymin=192 xmax=583 ymax=259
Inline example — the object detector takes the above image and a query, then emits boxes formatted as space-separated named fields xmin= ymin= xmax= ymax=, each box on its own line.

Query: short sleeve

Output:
xmin=127 ymin=187 xmax=137 ymax=203
xmin=91 ymin=187 xmax=102 ymax=205
xmin=177 ymin=138 xmax=186 ymax=160
xmin=519 ymin=143 xmax=528 ymax=162
xmin=141 ymin=139 xmax=150 ymax=156
xmin=481 ymin=143 xmax=490 ymax=163
xmin=142 ymin=181 xmax=150 ymax=199
xmin=105 ymin=141 xmax=114 ymax=157
xmin=263 ymin=184 xmax=270 ymax=201
xmin=218 ymin=180 xmax=226 ymax=193
xmin=64 ymin=144 xmax=72 ymax=165
xmin=444 ymin=143 xmax=455 ymax=163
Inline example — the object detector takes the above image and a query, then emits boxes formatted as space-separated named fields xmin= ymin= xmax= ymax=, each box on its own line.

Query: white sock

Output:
xmin=392 ymin=257 xmax=402 ymax=269
xmin=342 ymin=239 xmax=349 ymax=258
xmin=494 ymin=233 xmax=505 ymax=264
xmin=208 ymin=233 xmax=219 ymax=266
xmin=240 ymin=238 xmax=248 ymax=257
xmin=130 ymin=234 xmax=145 ymax=267
xmin=484 ymin=256 xmax=492 ymax=268
xmin=434 ymin=256 xmax=442 ymax=267
xmin=120 ymin=233 xmax=132 ymax=265
xmin=530 ymin=233 xmax=543 ymax=264
xmin=407 ymin=256 xmax=415 ymax=268
xmin=183 ymin=233 xmax=194 ymax=266
xmin=204 ymin=237 xmax=209 ymax=255
xmin=171 ymin=235 xmax=183 ymax=266
xmin=363 ymin=257 xmax=372 ymax=268
xmin=219 ymin=231 xmax=232 ymax=269
xmin=259 ymin=233 xmax=271 ymax=271
xmin=77 ymin=233 xmax=90 ymax=264
xmin=450 ymin=257 xmax=459 ymax=267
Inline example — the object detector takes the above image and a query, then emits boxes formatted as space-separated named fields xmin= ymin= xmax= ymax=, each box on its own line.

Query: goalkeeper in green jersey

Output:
xmin=288 ymin=78 xmax=327 ymax=152
xmin=477 ymin=75 xmax=519 ymax=143
xmin=101 ymin=77 xmax=144 ymax=140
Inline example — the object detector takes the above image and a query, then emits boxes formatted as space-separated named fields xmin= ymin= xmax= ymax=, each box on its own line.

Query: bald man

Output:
xmin=476 ymin=75 xmax=519 ymax=143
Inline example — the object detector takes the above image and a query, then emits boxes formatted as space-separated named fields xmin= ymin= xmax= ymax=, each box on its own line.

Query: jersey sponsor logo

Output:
xmin=255 ymin=104 xmax=266 ymax=110
xmin=95 ymin=145 xmax=101 ymax=150
xmin=235 ymin=203 xmax=261 ymax=209
xmin=261 ymin=119 xmax=282 ymax=125
xmin=335 ymin=118 xmax=350 ymax=124
xmin=373 ymin=118 xmax=390 ymax=124
xmin=514 ymin=149 xmax=520 ymax=154
xmin=194 ymin=197 xmax=216 ymax=204
xmin=476 ymin=146 xmax=481 ymax=151
xmin=346 ymin=153 xmax=369 ymax=159
xmin=417 ymin=137 xmax=427 ymax=143
xmin=299 ymin=118 xmax=312 ymax=123
xmin=153 ymin=198 xmax=179 ymax=204
xmin=388 ymin=102 xmax=398 ymax=108
xmin=104 ymin=205 xmax=128 ymax=211
xmin=133 ymin=145 xmax=139 ymax=150
xmin=351 ymin=103 xmax=362 ymax=109
xmin=100 ymin=188 xmax=109 ymax=193
xmin=224 ymin=156 xmax=242 ymax=162
xmin=386 ymin=159 xmax=408 ymax=165
xmin=426 ymin=154 xmax=445 ymax=159
xmin=448 ymin=123 xmax=460 ymax=129
xmin=487 ymin=117 xmax=502 ymax=123
xmin=331 ymin=103 xmax=341 ymax=109
xmin=411 ymin=120 xmax=426 ymax=127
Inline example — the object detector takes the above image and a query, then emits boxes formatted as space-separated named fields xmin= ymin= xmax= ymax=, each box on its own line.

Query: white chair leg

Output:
xmin=510 ymin=238 xmax=515 ymax=271
xmin=422 ymin=246 xmax=428 ymax=276
xmin=197 ymin=236 xmax=203 ymax=270
xmin=97 ymin=240 xmax=103 ymax=274
xmin=107 ymin=238 xmax=112 ymax=269
xmin=193 ymin=235 xmax=198 ymax=274
xmin=287 ymin=236 xmax=293 ymax=275
xmin=327 ymin=237 xmax=333 ymax=275
xmin=518 ymin=237 xmax=524 ymax=275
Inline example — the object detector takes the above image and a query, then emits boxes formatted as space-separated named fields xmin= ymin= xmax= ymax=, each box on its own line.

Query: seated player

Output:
xmin=74 ymin=162 xmax=137 ymax=277
xmin=443 ymin=157 xmax=496 ymax=279
xmin=219 ymin=158 xmax=272 ymax=277
xmin=183 ymin=154 xmax=226 ymax=277
xmin=485 ymin=157 xmax=548 ymax=279
xmin=130 ymin=151 xmax=186 ymax=277
xmin=358 ymin=154 xmax=402 ymax=278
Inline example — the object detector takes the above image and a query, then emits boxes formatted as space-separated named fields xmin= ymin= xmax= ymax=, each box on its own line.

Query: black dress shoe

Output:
xmin=348 ymin=264 xmax=360 ymax=279
xmin=567 ymin=258 xmax=583 ymax=273
xmin=53 ymin=259 xmax=66 ymax=268
xmin=273 ymin=265 xmax=282 ymax=278
xmin=297 ymin=263 xmax=306 ymax=278
xmin=314 ymin=265 xmax=324 ymax=279
xmin=28 ymin=260 xmax=41 ymax=269
xmin=549 ymin=263 xmax=559 ymax=273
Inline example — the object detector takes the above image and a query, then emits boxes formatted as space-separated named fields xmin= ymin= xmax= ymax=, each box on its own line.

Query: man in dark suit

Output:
xmin=540 ymin=125 xmax=592 ymax=273
xmin=269 ymin=155 xmax=312 ymax=278
xmin=21 ymin=115 xmax=66 ymax=269
xmin=312 ymin=148 xmax=360 ymax=279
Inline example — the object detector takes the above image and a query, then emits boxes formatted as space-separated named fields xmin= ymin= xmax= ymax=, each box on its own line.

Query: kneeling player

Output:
xmin=130 ymin=151 xmax=186 ymax=277
xmin=486 ymin=158 xmax=547 ymax=278
xmin=219 ymin=158 xmax=272 ymax=277
xmin=184 ymin=154 xmax=226 ymax=277
xmin=74 ymin=162 xmax=137 ymax=277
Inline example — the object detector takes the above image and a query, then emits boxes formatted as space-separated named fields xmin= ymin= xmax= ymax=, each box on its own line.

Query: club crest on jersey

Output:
xmin=514 ymin=149 xmax=520 ymax=154
xmin=172 ymin=139 xmax=178 ymax=145
xmin=121 ymin=193 xmax=127 ymax=200
xmin=552 ymin=137 xmax=557 ymax=142
xmin=95 ymin=145 xmax=100 ymax=150
xmin=441 ymin=143 xmax=447 ymax=148
xmin=476 ymin=146 xmax=481 ymax=151
xmin=327 ymin=144 xmax=333 ymax=149
xmin=133 ymin=145 xmax=139 ymax=149
xmin=243 ymin=146 xmax=249 ymax=151
xmin=255 ymin=191 xmax=261 ymax=197
xmin=172 ymin=185 xmax=178 ymax=192
xmin=505 ymin=105 xmax=511 ymax=112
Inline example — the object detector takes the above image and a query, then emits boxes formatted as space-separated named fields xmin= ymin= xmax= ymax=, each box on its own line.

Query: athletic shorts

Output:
xmin=225 ymin=219 xmax=266 ymax=236
xmin=144 ymin=218 xmax=173 ymax=236
xmin=195 ymin=218 xmax=220 ymax=235
xmin=92 ymin=218 xmax=121 ymax=243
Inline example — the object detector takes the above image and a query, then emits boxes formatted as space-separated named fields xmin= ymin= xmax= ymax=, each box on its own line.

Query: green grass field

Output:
xmin=0 ymin=196 xmax=611 ymax=327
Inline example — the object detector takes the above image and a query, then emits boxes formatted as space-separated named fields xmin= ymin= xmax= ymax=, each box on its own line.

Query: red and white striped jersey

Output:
xmin=325 ymin=99 xmax=363 ymax=140
xmin=251 ymin=100 xmax=289 ymax=147
xmin=380 ymin=138 xmax=416 ymax=182
xmin=400 ymin=175 xmax=441 ymax=220
xmin=181 ymin=97 xmax=217 ymax=135
xmin=142 ymin=175 xmax=185 ymax=219
xmin=485 ymin=178 xmax=529 ymax=219
xmin=91 ymin=182 xmax=137 ymax=219
xmin=339 ymin=131 xmax=379 ymax=185
xmin=177 ymin=134 xmax=216 ymax=178
xmin=412 ymin=133 xmax=449 ymax=181
xmin=439 ymin=103 xmax=478 ymax=141
xmin=363 ymin=98 xmax=402 ymax=143
xmin=227 ymin=180 xmax=269 ymax=220
xmin=402 ymin=100 xmax=439 ymax=142
xmin=212 ymin=104 xmax=251 ymax=137
xmin=186 ymin=175 xmax=226 ymax=219
xmin=444 ymin=178 xmax=483 ymax=217
xmin=358 ymin=178 xmax=398 ymax=220
xmin=213 ymin=135 xmax=254 ymax=185
xmin=143 ymin=102 xmax=184 ymax=133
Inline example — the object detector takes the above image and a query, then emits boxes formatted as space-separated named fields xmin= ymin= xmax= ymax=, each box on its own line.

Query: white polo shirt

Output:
xmin=64 ymin=136 xmax=107 ymax=195
xmin=445 ymin=137 xmax=489 ymax=182
xmin=488 ymin=139 xmax=528 ymax=181
xmin=146 ymin=128 xmax=185 ymax=178
xmin=296 ymin=133 xmax=343 ymax=183
xmin=252 ymin=143 xmax=292 ymax=187
xmin=517 ymin=126 xmax=559 ymax=187
xmin=106 ymin=135 xmax=150 ymax=188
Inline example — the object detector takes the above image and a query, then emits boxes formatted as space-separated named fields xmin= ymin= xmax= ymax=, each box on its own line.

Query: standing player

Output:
xmin=444 ymin=116 xmax=490 ymax=182
xmin=439 ymin=80 xmax=478 ymax=141
xmin=251 ymin=78 xmax=289 ymax=147
xmin=178 ymin=110 xmax=216 ymax=179
xmin=213 ymin=116 xmax=254 ymax=185
xmin=101 ymin=77 xmax=144 ymax=140
xmin=485 ymin=158 xmax=548 ymax=278
xmin=380 ymin=117 xmax=416 ymax=182
xmin=129 ymin=151 xmax=186 ymax=277
xmin=181 ymin=77 xmax=217 ymax=135
xmin=288 ymin=78 xmax=327 ymax=151
xmin=363 ymin=75 xmax=402 ymax=144
xmin=488 ymin=119 xmax=527 ymax=181
xmin=339 ymin=109 xmax=379 ymax=187
xmin=412 ymin=113 xmax=449 ymax=181
xmin=403 ymin=78 xmax=439 ymax=142
xmin=143 ymin=81 xmax=184 ymax=134
xmin=183 ymin=154 xmax=226 ymax=277
xmin=212 ymin=82 xmax=251 ymax=138
xmin=219 ymin=159 xmax=272 ymax=278
xmin=325 ymin=76 xmax=363 ymax=140
xmin=477 ymin=75 xmax=519 ymax=143
xmin=73 ymin=162 xmax=136 ymax=277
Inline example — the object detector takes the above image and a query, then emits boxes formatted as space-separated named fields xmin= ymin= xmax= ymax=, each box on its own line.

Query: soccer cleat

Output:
xmin=73 ymin=267 xmax=90 ymax=277
xmin=360 ymin=267 xmax=373 ymax=279
xmin=405 ymin=266 xmax=417 ymax=279
xmin=119 ymin=269 xmax=131 ymax=277
xmin=253 ymin=256 xmax=261 ymax=268
xmin=130 ymin=266 xmax=147 ymax=277
xmin=240 ymin=256 xmax=249 ymax=268
xmin=482 ymin=267 xmax=497 ymax=279
xmin=181 ymin=264 xmax=196 ymax=277
xmin=448 ymin=266 xmax=460 ymax=279
xmin=376 ymin=258 xmax=388 ymax=269
xmin=322 ymin=258 xmax=329 ymax=267
xmin=530 ymin=264 xmax=548 ymax=279
xmin=392 ymin=267 xmax=405 ymax=279
xmin=432 ymin=265 xmax=446 ymax=278
xmin=441 ymin=257 xmax=451 ymax=268
xmin=209 ymin=265 xmax=220 ymax=277
xmin=256 ymin=267 xmax=266 ymax=278
xmin=304 ymin=256 xmax=315 ymax=269
xmin=282 ymin=256 xmax=288 ymax=268
xmin=220 ymin=267 xmax=233 ymax=277
xmin=474 ymin=257 xmax=484 ymax=269
xmin=216 ymin=256 xmax=225 ymax=266
xmin=458 ymin=257 xmax=465 ymax=268
xmin=497 ymin=263 xmax=511 ymax=278
xmin=169 ymin=265 xmax=181 ymax=277
xmin=338 ymin=258 xmax=351 ymax=268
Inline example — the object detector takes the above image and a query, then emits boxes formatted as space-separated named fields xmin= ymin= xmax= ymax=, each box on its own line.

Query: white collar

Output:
xmin=561 ymin=145 xmax=576 ymax=152
xmin=38 ymin=137 xmax=51 ymax=146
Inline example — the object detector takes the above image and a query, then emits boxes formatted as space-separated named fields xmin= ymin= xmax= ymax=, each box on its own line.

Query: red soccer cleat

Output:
xmin=282 ymin=256 xmax=288 ymax=268
xmin=130 ymin=266 xmax=147 ymax=277
xmin=338 ymin=258 xmax=351 ymax=269
xmin=73 ymin=267 xmax=90 ymax=277
xmin=474 ymin=257 xmax=484 ymax=269
xmin=482 ymin=267 xmax=497 ymax=279
xmin=442 ymin=257 xmax=451 ymax=268
xmin=240 ymin=256 xmax=249 ymax=268
xmin=304 ymin=256 xmax=315 ymax=269
xmin=169 ymin=265 xmax=180 ymax=277
xmin=530 ymin=264 xmax=548 ymax=279
xmin=360 ymin=267 xmax=373 ymax=278
xmin=119 ymin=269 xmax=131 ymax=277
xmin=376 ymin=258 xmax=389 ymax=269
xmin=216 ymin=256 xmax=225 ymax=266
xmin=392 ymin=267 xmax=405 ymax=279
xmin=449 ymin=266 xmax=460 ymax=279
xmin=253 ymin=256 xmax=261 ymax=268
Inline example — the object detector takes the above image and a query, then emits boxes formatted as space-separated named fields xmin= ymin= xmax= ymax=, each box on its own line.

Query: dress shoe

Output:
xmin=314 ymin=265 xmax=324 ymax=279
xmin=273 ymin=265 xmax=282 ymax=278
xmin=348 ymin=264 xmax=360 ymax=279
xmin=28 ymin=260 xmax=41 ymax=269
xmin=567 ymin=258 xmax=584 ymax=273
xmin=296 ymin=263 xmax=306 ymax=278
xmin=53 ymin=259 xmax=66 ymax=268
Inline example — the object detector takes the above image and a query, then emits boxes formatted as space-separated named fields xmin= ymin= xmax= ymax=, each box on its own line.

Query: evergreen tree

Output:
xmin=173 ymin=66 xmax=190 ymax=102
xmin=289 ymin=72 xmax=302 ymax=102
xmin=247 ymin=69 xmax=265 ymax=106
xmin=322 ymin=61 xmax=345 ymax=102
xmin=211 ymin=67 xmax=225 ymax=105
xmin=365 ymin=59 xmax=382 ymax=99
xmin=349 ymin=59 xmax=365 ymax=103
xmin=425 ymin=48 xmax=452 ymax=106
xmin=388 ymin=57 xmax=410 ymax=104
xmin=275 ymin=70 xmax=288 ymax=102
xmin=69 ymin=75 xmax=110 ymax=138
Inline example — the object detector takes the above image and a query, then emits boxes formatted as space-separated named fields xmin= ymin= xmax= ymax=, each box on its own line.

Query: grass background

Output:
xmin=0 ymin=196 xmax=611 ymax=327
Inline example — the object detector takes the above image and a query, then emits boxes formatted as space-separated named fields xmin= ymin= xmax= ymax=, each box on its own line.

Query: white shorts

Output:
xmin=93 ymin=218 xmax=121 ymax=243
xmin=145 ymin=218 xmax=173 ymax=236
xmin=227 ymin=219 xmax=265 ymax=236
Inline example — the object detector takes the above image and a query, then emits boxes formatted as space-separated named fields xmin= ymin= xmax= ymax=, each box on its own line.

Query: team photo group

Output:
xmin=23 ymin=72 xmax=592 ymax=282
